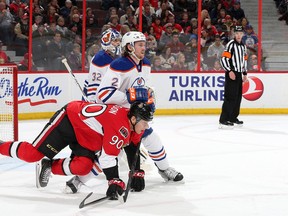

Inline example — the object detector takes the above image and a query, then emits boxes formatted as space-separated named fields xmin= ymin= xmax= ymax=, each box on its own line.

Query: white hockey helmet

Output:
xmin=121 ymin=31 xmax=146 ymax=50
xmin=100 ymin=28 xmax=122 ymax=53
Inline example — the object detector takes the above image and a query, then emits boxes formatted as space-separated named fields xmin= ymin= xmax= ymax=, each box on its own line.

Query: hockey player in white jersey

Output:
xmin=97 ymin=31 xmax=183 ymax=182
xmin=65 ymin=31 xmax=183 ymax=194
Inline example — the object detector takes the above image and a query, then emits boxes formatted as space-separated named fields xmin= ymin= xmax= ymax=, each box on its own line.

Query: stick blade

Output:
xmin=79 ymin=192 xmax=93 ymax=209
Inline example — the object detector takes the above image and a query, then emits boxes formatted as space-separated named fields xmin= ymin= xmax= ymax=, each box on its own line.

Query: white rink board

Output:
xmin=11 ymin=72 xmax=288 ymax=114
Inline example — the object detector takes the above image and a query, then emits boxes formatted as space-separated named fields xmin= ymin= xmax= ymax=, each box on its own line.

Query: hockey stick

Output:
xmin=61 ymin=58 xmax=89 ymax=102
xmin=123 ymin=142 xmax=141 ymax=203
xmin=79 ymin=192 xmax=109 ymax=209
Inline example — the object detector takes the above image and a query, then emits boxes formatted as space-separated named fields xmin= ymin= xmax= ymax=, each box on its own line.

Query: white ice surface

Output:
xmin=1 ymin=115 xmax=288 ymax=216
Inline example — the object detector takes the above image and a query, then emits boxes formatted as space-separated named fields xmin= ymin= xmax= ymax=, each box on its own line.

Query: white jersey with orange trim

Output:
xmin=83 ymin=50 xmax=115 ymax=102
xmin=96 ymin=56 xmax=151 ymax=108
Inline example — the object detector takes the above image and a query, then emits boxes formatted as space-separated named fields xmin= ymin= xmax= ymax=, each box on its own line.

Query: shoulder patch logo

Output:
xmin=119 ymin=126 xmax=129 ymax=138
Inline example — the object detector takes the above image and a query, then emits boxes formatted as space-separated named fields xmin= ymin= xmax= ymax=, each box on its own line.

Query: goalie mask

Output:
xmin=128 ymin=101 xmax=153 ymax=123
xmin=101 ymin=28 xmax=122 ymax=55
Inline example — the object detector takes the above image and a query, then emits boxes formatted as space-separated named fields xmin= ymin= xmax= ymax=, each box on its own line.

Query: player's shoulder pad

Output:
xmin=142 ymin=57 xmax=151 ymax=66
xmin=91 ymin=50 xmax=114 ymax=67
xmin=110 ymin=57 xmax=135 ymax=72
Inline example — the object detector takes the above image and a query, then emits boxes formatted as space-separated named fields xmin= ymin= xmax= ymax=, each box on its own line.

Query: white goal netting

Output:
xmin=0 ymin=65 xmax=18 ymax=141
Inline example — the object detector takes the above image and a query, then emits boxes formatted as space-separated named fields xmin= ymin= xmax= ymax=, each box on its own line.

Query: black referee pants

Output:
xmin=219 ymin=71 xmax=243 ymax=123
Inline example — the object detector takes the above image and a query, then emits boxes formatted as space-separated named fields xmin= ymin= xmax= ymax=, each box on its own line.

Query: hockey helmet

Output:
xmin=121 ymin=31 xmax=146 ymax=50
xmin=128 ymin=101 xmax=153 ymax=122
xmin=100 ymin=28 xmax=122 ymax=53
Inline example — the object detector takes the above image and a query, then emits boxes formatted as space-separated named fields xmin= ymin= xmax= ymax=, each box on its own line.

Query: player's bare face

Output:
xmin=133 ymin=119 xmax=149 ymax=134
xmin=134 ymin=41 xmax=146 ymax=60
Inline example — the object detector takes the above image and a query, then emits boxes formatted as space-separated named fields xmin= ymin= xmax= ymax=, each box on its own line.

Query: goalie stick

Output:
xmin=61 ymin=58 xmax=89 ymax=102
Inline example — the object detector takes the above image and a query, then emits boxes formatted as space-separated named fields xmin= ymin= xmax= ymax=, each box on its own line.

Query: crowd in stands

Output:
xmin=0 ymin=0 xmax=262 ymax=72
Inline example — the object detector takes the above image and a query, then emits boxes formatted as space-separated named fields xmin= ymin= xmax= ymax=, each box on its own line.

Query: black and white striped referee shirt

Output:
xmin=220 ymin=39 xmax=248 ymax=75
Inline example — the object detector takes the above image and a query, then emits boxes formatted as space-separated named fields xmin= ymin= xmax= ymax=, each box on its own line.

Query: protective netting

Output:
xmin=0 ymin=66 xmax=17 ymax=141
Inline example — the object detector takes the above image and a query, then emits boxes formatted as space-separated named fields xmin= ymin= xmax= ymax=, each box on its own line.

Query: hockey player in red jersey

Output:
xmin=0 ymin=101 xmax=153 ymax=199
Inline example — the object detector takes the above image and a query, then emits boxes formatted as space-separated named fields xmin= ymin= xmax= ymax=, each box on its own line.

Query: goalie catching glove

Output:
xmin=106 ymin=178 xmax=125 ymax=200
xmin=131 ymin=169 xmax=145 ymax=192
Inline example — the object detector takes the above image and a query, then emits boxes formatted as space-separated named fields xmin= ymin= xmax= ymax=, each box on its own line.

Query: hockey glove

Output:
xmin=131 ymin=169 xmax=145 ymax=192
xmin=126 ymin=87 xmax=149 ymax=104
xmin=106 ymin=178 xmax=125 ymax=200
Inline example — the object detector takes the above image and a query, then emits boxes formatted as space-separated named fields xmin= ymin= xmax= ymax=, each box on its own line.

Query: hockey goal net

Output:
xmin=0 ymin=64 xmax=18 ymax=141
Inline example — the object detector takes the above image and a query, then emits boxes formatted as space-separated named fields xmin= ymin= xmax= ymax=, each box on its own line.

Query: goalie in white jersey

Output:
xmin=65 ymin=31 xmax=183 ymax=194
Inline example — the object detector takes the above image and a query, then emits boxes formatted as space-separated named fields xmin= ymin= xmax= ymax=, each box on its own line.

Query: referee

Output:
xmin=219 ymin=26 xmax=248 ymax=129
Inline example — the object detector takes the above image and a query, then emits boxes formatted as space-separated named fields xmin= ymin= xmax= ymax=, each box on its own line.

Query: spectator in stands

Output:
xmin=33 ymin=5 xmax=47 ymax=24
xmin=107 ymin=15 xmax=121 ymax=32
xmin=151 ymin=16 xmax=163 ymax=41
xmin=14 ymin=13 xmax=29 ymax=56
xmin=145 ymin=35 xmax=157 ymax=62
xmin=65 ymin=34 xmax=81 ymax=56
xmin=101 ymin=0 xmax=120 ymax=11
xmin=202 ymin=18 xmax=218 ymax=40
xmin=104 ymin=7 xmax=118 ymax=24
xmin=211 ymin=59 xmax=223 ymax=71
xmin=123 ymin=0 xmax=139 ymax=12
xmin=59 ymin=0 xmax=72 ymax=22
xmin=46 ymin=31 xmax=66 ymax=70
xmin=86 ymin=43 xmax=100 ymax=67
xmin=210 ymin=2 xmax=225 ymax=25
xmin=69 ymin=13 xmax=82 ymax=36
xmin=47 ymin=0 xmax=60 ymax=15
xmin=135 ymin=0 xmax=156 ymax=18
xmin=0 ymin=1 xmax=14 ymax=45
xmin=166 ymin=14 xmax=183 ymax=33
xmin=85 ymin=8 xmax=97 ymax=29
xmin=9 ymin=0 xmax=26 ymax=16
xmin=56 ymin=16 xmax=69 ymax=38
xmin=67 ymin=43 xmax=81 ymax=70
xmin=45 ymin=22 xmax=57 ymax=42
xmin=158 ymin=23 xmax=173 ymax=51
xmin=32 ymin=14 xmax=44 ymax=31
xmin=200 ymin=9 xmax=210 ymax=25
xmin=152 ymin=55 xmax=164 ymax=71
xmin=85 ymin=28 xmax=98 ymax=49
xmin=166 ymin=31 xmax=185 ymax=56
xmin=159 ymin=46 xmax=175 ymax=70
xmin=207 ymin=34 xmax=225 ymax=59
xmin=242 ymin=24 xmax=258 ymax=55
xmin=68 ymin=5 xmax=80 ymax=26
xmin=179 ymin=11 xmax=190 ymax=33
xmin=240 ymin=17 xmax=250 ymax=30
xmin=46 ymin=5 xmax=60 ymax=24
xmin=119 ymin=24 xmax=130 ymax=35
xmin=0 ymin=40 xmax=9 ymax=63
xmin=32 ymin=24 xmax=48 ymax=68
xmin=124 ymin=14 xmax=138 ymax=31
xmin=229 ymin=1 xmax=245 ymax=23
xmin=172 ymin=52 xmax=188 ymax=70
xmin=185 ymin=18 xmax=197 ymax=34
xmin=221 ymin=0 xmax=236 ymax=11
xmin=18 ymin=52 xmax=37 ymax=71
xmin=202 ymin=0 xmax=215 ymax=12
xmin=155 ymin=1 xmax=168 ymax=17
xmin=141 ymin=2 xmax=155 ymax=33
xmin=120 ymin=6 xmax=135 ymax=25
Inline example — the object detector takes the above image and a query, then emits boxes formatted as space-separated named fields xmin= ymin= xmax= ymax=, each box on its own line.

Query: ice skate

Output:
xmin=232 ymin=119 xmax=243 ymax=127
xmin=219 ymin=121 xmax=234 ymax=129
xmin=36 ymin=158 xmax=52 ymax=188
xmin=158 ymin=167 xmax=184 ymax=182
xmin=63 ymin=176 xmax=83 ymax=194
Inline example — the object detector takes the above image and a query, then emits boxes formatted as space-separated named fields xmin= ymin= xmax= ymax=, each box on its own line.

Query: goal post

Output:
xmin=0 ymin=64 xmax=18 ymax=141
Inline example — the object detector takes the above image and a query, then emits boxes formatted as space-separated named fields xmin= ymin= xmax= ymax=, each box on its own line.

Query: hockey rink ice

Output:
xmin=1 ymin=114 xmax=288 ymax=216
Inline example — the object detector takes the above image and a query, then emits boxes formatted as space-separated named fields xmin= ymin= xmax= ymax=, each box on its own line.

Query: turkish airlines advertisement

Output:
xmin=1 ymin=72 xmax=287 ymax=118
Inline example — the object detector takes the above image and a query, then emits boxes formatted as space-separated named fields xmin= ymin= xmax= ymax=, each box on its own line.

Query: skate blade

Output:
xmin=218 ymin=124 xmax=234 ymax=130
